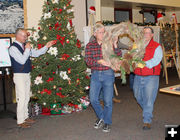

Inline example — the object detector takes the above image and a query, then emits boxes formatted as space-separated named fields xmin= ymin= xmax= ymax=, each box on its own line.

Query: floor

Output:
xmin=0 ymin=69 xmax=180 ymax=140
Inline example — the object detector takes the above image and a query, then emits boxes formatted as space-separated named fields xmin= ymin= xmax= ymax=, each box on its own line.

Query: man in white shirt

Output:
xmin=9 ymin=28 xmax=56 ymax=128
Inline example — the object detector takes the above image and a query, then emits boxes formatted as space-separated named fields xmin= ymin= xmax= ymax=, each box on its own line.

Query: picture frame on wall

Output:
xmin=0 ymin=0 xmax=27 ymax=37
xmin=0 ymin=37 xmax=12 ymax=67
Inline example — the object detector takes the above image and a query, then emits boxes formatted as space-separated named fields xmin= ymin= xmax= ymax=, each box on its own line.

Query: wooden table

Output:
xmin=160 ymin=84 xmax=180 ymax=95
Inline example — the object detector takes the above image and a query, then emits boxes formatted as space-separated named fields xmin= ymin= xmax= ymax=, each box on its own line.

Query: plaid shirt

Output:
xmin=85 ymin=39 xmax=122 ymax=71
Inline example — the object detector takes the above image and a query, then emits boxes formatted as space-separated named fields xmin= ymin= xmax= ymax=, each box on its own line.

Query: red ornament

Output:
xmin=59 ymin=9 xmax=62 ymax=13
xmin=54 ymin=8 xmax=58 ymax=11
xmin=66 ymin=39 xmax=70 ymax=44
xmin=59 ymin=87 xmax=62 ymax=91
xmin=32 ymin=65 xmax=35 ymax=69
xmin=68 ymin=68 xmax=71 ymax=74
xmin=53 ymin=72 xmax=55 ymax=74
xmin=38 ymin=27 xmax=41 ymax=30
xmin=27 ymin=32 xmax=30 ymax=36
xmin=85 ymin=75 xmax=90 ymax=79
xmin=46 ymin=62 xmax=49 ymax=65
xmin=76 ymin=78 xmax=80 ymax=85
xmin=49 ymin=26 xmax=52 ymax=30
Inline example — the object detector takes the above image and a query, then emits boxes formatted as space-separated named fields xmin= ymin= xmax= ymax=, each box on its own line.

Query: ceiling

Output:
xmin=101 ymin=0 xmax=180 ymax=11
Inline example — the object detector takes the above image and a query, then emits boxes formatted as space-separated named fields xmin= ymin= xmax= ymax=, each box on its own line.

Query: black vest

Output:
xmin=10 ymin=42 xmax=32 ymax=73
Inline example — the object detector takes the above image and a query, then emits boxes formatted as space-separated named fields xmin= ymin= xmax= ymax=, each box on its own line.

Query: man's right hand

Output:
xmin=98 ymin=59 xmax=111 ymax=67
xmin=25 ymin=42 xmax=31 ymax=49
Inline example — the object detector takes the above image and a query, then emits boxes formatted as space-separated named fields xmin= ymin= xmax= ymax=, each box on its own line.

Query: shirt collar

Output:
xmin=93 ymin=38 xmax=102 ymax=46
xmin=15 ymin=40 xmax=25 ymax=50
xmin=15 ymin=40 xmax=23 ymax=48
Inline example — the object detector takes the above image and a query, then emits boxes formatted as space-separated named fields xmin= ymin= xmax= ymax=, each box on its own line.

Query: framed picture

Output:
xmin=0 ymin=0 xmax=27 ymax=37
xmin=0 ymin=37 xmax=12 ymax=67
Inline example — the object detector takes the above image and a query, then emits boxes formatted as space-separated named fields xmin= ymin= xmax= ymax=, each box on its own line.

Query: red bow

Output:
xmin=69 ymin=20 xmax=72 ymax=27
xmin=55 ymin=22 xmax=61 ymax=30
xmin=41 ymin=89 xmax=52 ymax=95
xmin=76 ymin=39 xmax=81 ymax=48
xmin=46 ymin=77 xmax=54 ymax=82
xmin=56 ymin=92 xmax=65 ymax=98
xmin=56 ymin=35 xmax=65 ymax=45
xmin=61 ymin=53 xmax=70 ymax=60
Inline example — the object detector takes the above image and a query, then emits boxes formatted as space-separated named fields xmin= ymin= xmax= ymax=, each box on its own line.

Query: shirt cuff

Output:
xmin=145 ymin=61 xmax=152 ymax=69
xmin=25 ymin=48 xmax=30 ymax=53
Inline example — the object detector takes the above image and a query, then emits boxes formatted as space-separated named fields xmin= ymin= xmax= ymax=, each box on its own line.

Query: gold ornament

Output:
xmin=53 ymin=85 xmax=57 ymax=89
xmin=43 ymin=36 xmax=47 ymax=40
xmin=38 ymin=90 xmax=40 ymax=93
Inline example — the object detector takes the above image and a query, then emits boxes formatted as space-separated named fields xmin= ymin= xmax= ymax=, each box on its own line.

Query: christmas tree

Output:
xmin=29 ymin=0 xmax=90 ymax=107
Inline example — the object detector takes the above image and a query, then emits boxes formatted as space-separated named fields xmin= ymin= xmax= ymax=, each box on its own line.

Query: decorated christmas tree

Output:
xmin=29 ymin=0 xmax=90 ymax=108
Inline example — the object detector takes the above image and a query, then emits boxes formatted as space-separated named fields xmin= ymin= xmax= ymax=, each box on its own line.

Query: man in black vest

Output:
xmin=9 ymin=28 xmax=55 ymax=128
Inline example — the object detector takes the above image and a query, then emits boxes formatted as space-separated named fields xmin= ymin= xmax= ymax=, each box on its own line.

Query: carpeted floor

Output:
xmin=0 ymin=68 xmax=180 ymax=140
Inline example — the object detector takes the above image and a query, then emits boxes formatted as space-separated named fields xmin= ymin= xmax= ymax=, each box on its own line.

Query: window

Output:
xmin=114 ymin=8 xmax=132 ymax=23
xmin=143 ymin=10 xmax=157 ymax=23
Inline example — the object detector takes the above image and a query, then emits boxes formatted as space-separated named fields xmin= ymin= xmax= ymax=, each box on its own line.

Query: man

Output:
xmin=85 ymin=23 xmax=121 ymax=132
xmin=133 ymin=27 xmax=163 ymax=130
xmin=9 ymin=28 xmax=56 ymax=128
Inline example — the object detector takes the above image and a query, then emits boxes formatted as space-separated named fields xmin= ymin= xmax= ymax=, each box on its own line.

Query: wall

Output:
xmin=132 ymin=8 xmax=143 ymax=23
xmin=115 ymin=0 xmax=180 ymax=8
xmin=102 ymin=7 xmax=114 ymax=22
xmin=71 ymin=0 xmax=86 ymax=41
xmin=26 ymin=0 xmax=86 ymax=41
xmin=101 ymin=6 xmax=180 ymax=24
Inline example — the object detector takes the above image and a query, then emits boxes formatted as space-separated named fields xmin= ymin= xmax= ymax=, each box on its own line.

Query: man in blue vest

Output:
xmin=9 ymin=28 xmax=55 ymax=128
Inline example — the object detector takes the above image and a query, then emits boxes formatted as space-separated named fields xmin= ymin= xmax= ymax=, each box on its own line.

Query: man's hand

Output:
xmin=132 ymin=43 xmax=137 ymax=50
xmin=113 ymin=37 xmax=118 ymax=48
xmin=25 ymin=42 xmax=31 ymax=49
xmin=98 ymin=59 xmax=111 ymax=67
xmin=137 ymin=62 xmax=146 ymax=68
xmin=46 ymin=40 xmax=57 ymax=48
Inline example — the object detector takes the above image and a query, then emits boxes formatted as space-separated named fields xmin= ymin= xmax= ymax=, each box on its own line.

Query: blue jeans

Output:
xmin=133 ymin=75 xmax=159 ymax=124
xmin=129 ymin=73 xmax=135 ymax=90
xmin=90 ymin=69 xmax=115 ymax=125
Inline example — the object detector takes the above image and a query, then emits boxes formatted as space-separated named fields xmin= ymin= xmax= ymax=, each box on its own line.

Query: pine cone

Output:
xmin=121 ymin=60 xmax=130 ymax=74
xmin=123 ymin=53 xmax=133 ymax=60
xmin=132 ymin=62 xmax=136 ymax=70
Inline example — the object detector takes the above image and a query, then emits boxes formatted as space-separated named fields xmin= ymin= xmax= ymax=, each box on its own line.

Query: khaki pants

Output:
xmin=13 ymin=73 xmax=31 ymax=124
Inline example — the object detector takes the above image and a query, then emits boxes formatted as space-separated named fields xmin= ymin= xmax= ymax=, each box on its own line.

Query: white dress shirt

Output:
xmin=9 ymin=40 xmax=48 ymax=65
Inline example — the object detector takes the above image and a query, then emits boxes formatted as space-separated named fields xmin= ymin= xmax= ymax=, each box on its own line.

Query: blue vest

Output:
xmin=10 ymin=42 xmax=32 ymax=73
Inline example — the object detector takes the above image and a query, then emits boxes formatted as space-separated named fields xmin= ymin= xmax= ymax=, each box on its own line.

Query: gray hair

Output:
xmin=144 ymin=27 xmax=154 ymax=34
xmin=15 ymin=28 xmax=26 ymax=35
xmin=93 ymin=23 xmax=104 ymax=33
